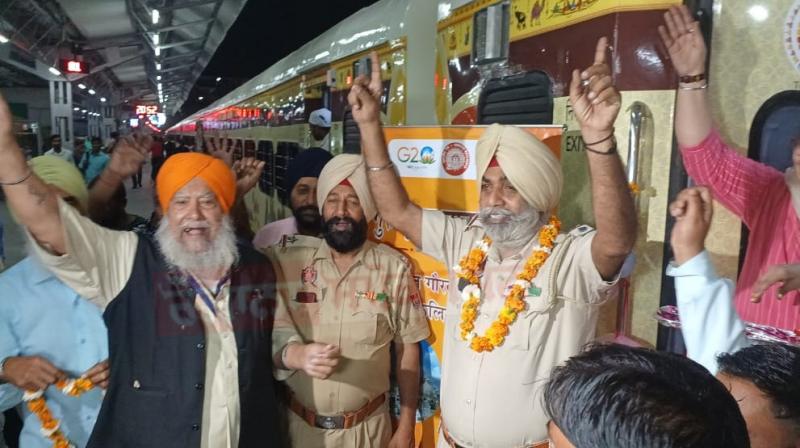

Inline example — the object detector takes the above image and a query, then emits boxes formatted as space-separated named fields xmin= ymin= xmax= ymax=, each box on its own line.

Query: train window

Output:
xmin=233 ymin=139 xmax=244 ymax=162
xmin=275 ymin=141 xmax=301 ymax=202
xmin=748 ymin=91 xmax=800 ymax=172
xmin=353 ymin=55 xmax=372 ymax=79
xmin=257 ymin=140 xmax=274 ymax=195
xmin=477 ymin=71 xmax=553 ymax=125
xmin=472 ymin=2 xmax=510 ymax=66
xmin=342 ymin=108 xmax=361 ymax=154
xmin=244 ymin=140 xmax=256 ymax=158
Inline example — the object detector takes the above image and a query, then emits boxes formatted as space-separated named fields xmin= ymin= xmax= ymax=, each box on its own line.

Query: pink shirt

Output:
xmin=681 ymin=130 xmax=800 ymax=331
xmin=252 ymin=217 xmax=298 ymax=249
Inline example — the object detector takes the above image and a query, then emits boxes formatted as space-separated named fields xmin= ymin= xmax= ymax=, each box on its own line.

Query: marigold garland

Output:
xmin=23 ymin=378 xmax=95 ymax=448
xmin=454 ymin=215 xmax=561 ymax=352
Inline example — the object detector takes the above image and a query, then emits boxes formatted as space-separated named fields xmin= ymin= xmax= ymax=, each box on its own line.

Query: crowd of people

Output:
xmin=0 ymin=6 xmax=797 ymax=448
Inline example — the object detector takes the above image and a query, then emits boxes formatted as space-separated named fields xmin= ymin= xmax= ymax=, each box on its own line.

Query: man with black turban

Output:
xmin=253 ymin=147 xmax=332 ymax=249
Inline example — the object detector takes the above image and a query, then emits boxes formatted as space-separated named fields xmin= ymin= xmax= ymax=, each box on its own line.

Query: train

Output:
xmin=167 ymin=1 xmax=800 ymax=441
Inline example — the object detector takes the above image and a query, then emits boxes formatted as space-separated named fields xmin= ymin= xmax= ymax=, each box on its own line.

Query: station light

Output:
xmin=216 ymin=77 xmax=222 ymax=82
xmin=81 ymin=109 xmax=87 ymax=113
xmin=0 ymin=34 xmax=8 ymax=44
xmin=156 ymin=75 xmax=161 ymax=80
xmin=156 ymin=63 xmax=161 ymax=71
xmin=88 ymin=89 xmax=96 ymax=95
xmin=198 ymin=96 xmax=204 ymax=101
xmin=73 ymin=107 xmax=80 ymax=111
xmin=152 ymin=9 xmax=160 ymax=25
xmin=154 ymin=46 xmax=161 ymax=57
xmin=100 ymin=97 xmax=107 ymax=103
xmin=77 ymin=83 xmax=87 ymax=89
xmin=48 ymin=67 xmax=61 ymax=76
xmin=157 ymin=83 xmax=162 ymax=91
xmin=152 ymin=33 xmax=160 ymax=46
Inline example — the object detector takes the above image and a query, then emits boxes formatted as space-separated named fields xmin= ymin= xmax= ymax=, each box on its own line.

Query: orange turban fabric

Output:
xmin=156 ymin=153 xmax=236 ymax=213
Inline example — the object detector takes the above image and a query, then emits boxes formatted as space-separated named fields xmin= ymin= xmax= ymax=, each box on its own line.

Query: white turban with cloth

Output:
xmin=476 ymin=123 xmax=563 ymax=213
xmin=316 ymin=154 xmax=377 ymax=221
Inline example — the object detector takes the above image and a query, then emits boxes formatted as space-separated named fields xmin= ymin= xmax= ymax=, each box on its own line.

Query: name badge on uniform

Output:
xmin=356 ymin=291 xmax=387 ymax=302
xmin=528 ymin=284 xmax=542 ymax=297
xmin=295 ymin=292 xmax=318 ymax=303
xmin=301 ymin=266 xmax=317 ymax=286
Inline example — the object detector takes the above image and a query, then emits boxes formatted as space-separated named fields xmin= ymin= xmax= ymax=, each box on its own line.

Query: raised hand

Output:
xmin=669 ymin=186 xmax=713 ymax=265
xmin=205 ymin=134 xmax=234 ymax=167
xmin=108 ymin=133 xmax=151 ymax=178
xmin=0 ymin=356 xmax=66 ymax=391
xmin=751 ymin=264 xmax=800 ymax=303
xmin=347 ymin=50 xmax=383 ymax=125
xmin=569 ymin=37 xmax=621 ymax=139
xmin=658 ymin=5 xmax=706 ymax=77
xmin=232 ymin=157 xmax=265 ymax=196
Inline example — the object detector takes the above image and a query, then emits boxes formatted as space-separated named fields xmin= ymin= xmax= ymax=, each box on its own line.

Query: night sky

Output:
xmin=174 ymin=0 xmax=378 ymax=123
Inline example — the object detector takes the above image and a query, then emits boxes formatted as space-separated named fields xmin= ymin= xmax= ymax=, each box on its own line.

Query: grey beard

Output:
xmin=478 ymin=206 xmax=543 ymax=251
xmin=155 ymin=215 xmax=239 ymax=272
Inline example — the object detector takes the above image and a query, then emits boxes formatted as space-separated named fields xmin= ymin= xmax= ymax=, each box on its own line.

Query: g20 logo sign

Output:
xmin=397 ymin=146 xmax=436 ymax=164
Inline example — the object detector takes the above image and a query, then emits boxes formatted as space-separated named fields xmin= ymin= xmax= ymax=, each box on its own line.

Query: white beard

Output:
xmin=478 ymin=205 xmax=543 ymax=251
xmin=155 ymin=215 xmax=239 ymax=272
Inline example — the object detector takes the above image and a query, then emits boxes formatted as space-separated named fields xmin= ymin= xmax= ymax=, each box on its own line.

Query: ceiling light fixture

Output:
xmin=88 ymin=89 xmax=96 ymax=95
xmin=77 ymin=83 xmax=87 ymax=89
xmin=152 ymin=9 xmax=160 ymax=25
xmin=48 ymin=67 xmax=61 ymax=76
xmin=100 ymin=97 xmax=107 ymax=102
xmin=154 ymin=46 xmax=160 ymax=57
xmin=0 ymin=34 xmax=9 ymax=44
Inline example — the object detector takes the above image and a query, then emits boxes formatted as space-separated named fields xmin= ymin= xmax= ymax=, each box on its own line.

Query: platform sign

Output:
xmin=368 ymin=125 xmax=562 ymax=447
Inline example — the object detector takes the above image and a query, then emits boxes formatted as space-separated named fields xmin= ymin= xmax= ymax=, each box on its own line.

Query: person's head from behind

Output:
xmin=28 ymin=156 xmax=88 ymax=216
xmin=284 ymin=147 xmax=333 ymax=236
xmin=476 ymin=124 xmax=562 ymax=251
xmin=155 ymin=153 xmax=238 ymax=272
xmin=91 ymin=137 xmax=102 ymax=153
xmin=309 ymin=108 xmax=331 ymax=141
xmin=316 ymin=154 xmax=376 ymax=254
xmin=50 ymin=134 xmax=62 ymax=151
xmin=717 ymin=343 xmax=800 ymax=448
xmin=544 ymin=344 xmax=749 ymax=448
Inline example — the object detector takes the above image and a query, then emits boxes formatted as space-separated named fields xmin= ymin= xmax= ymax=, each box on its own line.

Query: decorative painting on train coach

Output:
xmin=786 ymin=0 xmax=800 ymax=72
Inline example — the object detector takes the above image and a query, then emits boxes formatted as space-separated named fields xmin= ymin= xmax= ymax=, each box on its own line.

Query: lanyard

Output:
xmin=186 ymin=272 xmax=231 ymax=316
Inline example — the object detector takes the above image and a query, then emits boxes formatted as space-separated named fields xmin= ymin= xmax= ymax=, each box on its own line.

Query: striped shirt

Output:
xmin=681 ymin=130 xmax=800 ymax=331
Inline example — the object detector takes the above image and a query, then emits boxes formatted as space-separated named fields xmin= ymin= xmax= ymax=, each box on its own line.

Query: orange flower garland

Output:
xmin=455 ymin=215 xmax=561 ymax=352
xmin=23 ymin=378 xmax=95 ymax=448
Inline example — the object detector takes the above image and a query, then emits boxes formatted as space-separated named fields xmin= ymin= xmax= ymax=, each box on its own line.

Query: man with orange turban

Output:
xmin=0 ymin=106 xmax=287 ymax=447
xmin=349 ymin=41 xmax=636 ymax=446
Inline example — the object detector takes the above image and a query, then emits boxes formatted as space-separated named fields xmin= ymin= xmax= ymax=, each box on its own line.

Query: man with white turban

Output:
xmin=0 ymin=96 xmax=286 ymax=447
xmin=349 ymin=38 xmax=636 ymax=447
xmin=268 ymin=154 xmax=430 ymax=448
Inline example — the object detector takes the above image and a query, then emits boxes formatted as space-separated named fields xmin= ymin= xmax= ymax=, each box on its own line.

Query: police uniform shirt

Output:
xmin=268 ymin=236 xmax=430 ymax=448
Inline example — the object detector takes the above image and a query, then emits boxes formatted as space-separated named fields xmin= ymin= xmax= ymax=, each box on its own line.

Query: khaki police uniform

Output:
xmin=421 ymin=210 xmax=620 ymax=448
xmin=268 ymin=236 xmax=430 ymax=448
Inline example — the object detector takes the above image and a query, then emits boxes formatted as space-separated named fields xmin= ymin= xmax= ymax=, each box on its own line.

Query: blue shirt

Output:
xmin=666 ymin=251 xmax=750 ymax=374
xmin=0 ymin=257 xmax=108 ymax=448
xmin=79 ymin=151 xmax=109 ymax=184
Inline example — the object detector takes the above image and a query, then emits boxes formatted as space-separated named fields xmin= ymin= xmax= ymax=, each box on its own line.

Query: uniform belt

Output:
xmin=289 ymin=392 xmax=386 ymax=430
xmin=441 ymin=424 xmax=550 ymax=448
